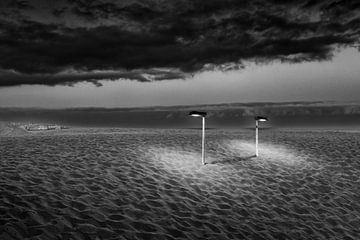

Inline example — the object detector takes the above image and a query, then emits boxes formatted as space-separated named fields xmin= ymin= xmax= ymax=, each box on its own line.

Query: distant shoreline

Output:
xmin=0 ymin=100 xmax=359 ymax=130
xmin=1 ymin=123 xmax=360 ymax=137
xmin=1 ymin=100 xmax=360 ymax=111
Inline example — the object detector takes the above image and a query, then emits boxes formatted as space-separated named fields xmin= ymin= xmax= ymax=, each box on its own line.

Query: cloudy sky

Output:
xmin=0 ymin=0 xmax=359 ymax=107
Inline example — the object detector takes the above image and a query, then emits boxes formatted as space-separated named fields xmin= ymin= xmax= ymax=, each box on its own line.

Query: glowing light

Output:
xmin=255 ymin=116 xmax=268 ymax=121
xmin=189 ymin=111 xmax=207 ymax=117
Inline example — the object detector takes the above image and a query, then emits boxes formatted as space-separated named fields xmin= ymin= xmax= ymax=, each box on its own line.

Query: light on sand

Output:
xmin=255 ymin=116 xmax=268 ymax=157
xmin=223 ymin=140 xmax=308 ymax=166
xmin=189 ymin=111 xmax=207 ymax=165
xmin=146 ymin=146 xmax=205 ymax=171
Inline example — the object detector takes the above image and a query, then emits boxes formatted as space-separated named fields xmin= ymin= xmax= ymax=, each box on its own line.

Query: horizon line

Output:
xmin=1 ymin=99 xmax=360 ymax=111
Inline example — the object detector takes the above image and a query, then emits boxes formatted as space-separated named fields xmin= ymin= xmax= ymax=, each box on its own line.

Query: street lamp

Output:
xmin=254 ymin=116 xmax=268 ymax=157
xmin=189 ymin=111 xmax=207 ymax=165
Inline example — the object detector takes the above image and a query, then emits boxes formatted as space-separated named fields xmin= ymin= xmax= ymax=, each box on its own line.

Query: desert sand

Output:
xmin=0 ymin=128 xmax=359 ymax=239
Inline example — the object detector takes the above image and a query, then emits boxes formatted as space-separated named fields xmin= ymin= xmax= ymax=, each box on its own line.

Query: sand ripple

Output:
xmin=0 ymin=129 xmax=360 ymax=239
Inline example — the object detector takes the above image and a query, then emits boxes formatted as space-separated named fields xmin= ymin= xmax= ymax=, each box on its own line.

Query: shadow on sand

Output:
xmin=209 ymin=155 xmax=256 ymax=165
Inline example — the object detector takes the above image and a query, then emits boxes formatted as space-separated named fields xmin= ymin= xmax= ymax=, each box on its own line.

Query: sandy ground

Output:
xmin=0 ymin=128 xmax=359 ymax=239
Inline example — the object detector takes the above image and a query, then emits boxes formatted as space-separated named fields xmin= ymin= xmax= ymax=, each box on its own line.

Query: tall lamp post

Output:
xmin=189 ymin=111 xmax=207 ymax=165
xmin=255 ymin=116 xmax=268 ymax=157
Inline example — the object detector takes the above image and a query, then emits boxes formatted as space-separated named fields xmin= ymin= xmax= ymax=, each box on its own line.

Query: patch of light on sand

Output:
xmin=144 ymin=139 xmax=312 ymax=176
xmin=145 ymin=146 xmax=217 ymax=172
xmin=222 ymin=140 xmax=309 ymax=166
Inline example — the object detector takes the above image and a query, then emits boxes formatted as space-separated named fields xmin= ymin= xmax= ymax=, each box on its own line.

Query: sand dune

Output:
xmin=0 ymin=129 xmax=359 ymax=239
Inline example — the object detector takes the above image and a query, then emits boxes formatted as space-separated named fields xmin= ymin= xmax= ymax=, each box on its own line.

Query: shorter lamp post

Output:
xmin=255 ymin=116 xmax=268 ymax=157
xmin=189 ymin=111 xmax=207 ymax=165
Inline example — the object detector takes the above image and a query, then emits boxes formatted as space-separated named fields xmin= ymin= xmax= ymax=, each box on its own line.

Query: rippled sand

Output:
xmin=1 ymin=129 xmax=359 ymax=239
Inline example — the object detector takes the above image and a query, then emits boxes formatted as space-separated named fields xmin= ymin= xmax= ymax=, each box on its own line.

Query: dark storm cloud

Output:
xmin=0 ymin=0 xmax=359 ymax=86
xmin=5 ymin=0 xmax=32 ymax=10
xmin=0 ymin=68 xmax=187 ymax=87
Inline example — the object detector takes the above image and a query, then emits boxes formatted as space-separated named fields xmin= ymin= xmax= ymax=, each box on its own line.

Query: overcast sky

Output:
xmin=0 ymin=0 xmax=359 ymax=108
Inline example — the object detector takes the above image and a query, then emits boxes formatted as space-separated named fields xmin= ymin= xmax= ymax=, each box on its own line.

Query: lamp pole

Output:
xmin=189 ymin=111 xmax=207 ymax=165
xmin=202 ymin=116 xmax=205 ymax=165
xmin=254 ymin=116 xmax=268 ymax=157
xmin=255 ymin=119 xmax=259 ymax=157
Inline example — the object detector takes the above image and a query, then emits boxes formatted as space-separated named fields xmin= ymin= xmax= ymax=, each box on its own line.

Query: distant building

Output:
xmin=22 ymin=124 xmax=64 ymax=131
xmin=47 ymin=125 xmax=62 ymax=130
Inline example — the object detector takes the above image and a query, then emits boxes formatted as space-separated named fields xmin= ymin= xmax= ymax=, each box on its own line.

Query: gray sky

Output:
xmin=1 ymin=47 xmax=359 ymax=108
xmin=0 ymin=0 xmax=359 ymax=107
